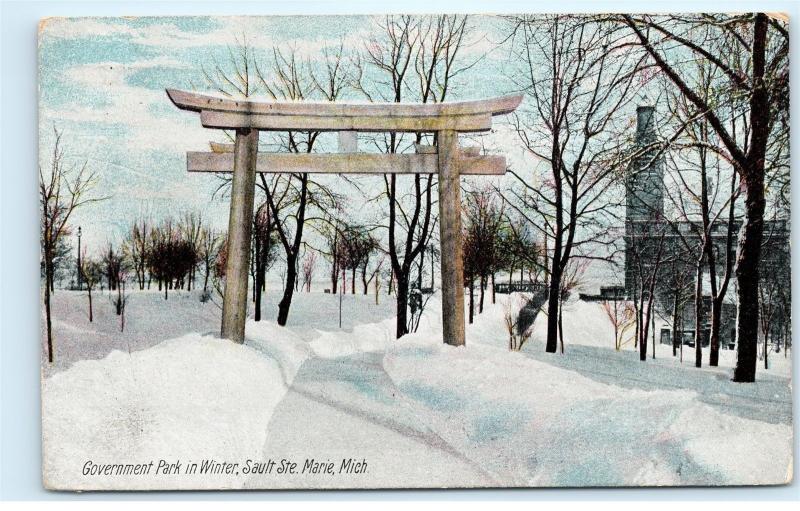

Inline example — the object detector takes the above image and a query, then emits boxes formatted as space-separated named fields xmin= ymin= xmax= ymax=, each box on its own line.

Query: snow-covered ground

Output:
xmin=41 ymin=289 xmax=793 ymax=490
xmin=41 ymin=288 xmax=395 ymax=376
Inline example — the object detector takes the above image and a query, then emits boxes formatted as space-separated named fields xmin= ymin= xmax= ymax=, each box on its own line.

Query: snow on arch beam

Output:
xmin=166 ymin=89 xmax=523 ymax=133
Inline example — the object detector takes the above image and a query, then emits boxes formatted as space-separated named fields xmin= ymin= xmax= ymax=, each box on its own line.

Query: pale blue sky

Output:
xmin=38 ymin=15 xmax=522 ymax=252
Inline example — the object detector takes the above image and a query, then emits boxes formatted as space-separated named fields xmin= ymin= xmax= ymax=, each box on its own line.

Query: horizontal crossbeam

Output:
xmin=167 ymin=89 xmax=523 ymax=133
xmin=187 ymin=152 xmax=507 ymax=175
xmin=211 ymin=142 xmax=481 ymax=156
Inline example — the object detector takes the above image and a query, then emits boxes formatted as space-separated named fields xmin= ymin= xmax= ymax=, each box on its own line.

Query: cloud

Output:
xmin=42 ymin=56 xmax=214 ymax=153
xmin=41 ymin=16 xmax=374 ymax=57
xmin=38 ymin=14 xmax=522 ymax=250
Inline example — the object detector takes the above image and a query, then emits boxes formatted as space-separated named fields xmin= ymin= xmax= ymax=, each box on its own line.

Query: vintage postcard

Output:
xmin=39 ymin=14 xmax=792 ymax=490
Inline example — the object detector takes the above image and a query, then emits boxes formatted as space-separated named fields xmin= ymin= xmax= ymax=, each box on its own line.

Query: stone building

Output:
xmin=622 ymin=106 xmax=790 ymax=350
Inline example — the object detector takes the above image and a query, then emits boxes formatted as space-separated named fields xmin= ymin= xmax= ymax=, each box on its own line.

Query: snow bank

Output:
xmin=245 ymin=320 xmax=311 ymax=385
xmin=382 ymin=299 xmax=793 ymax=486
xmin=527 ymin=297 xmax=642 ymax=350
xmin=42 ymin=334 xmax=288 ymax=490
xmin=308 ymin=317 xmax=396 ymax=358
xmin=41 ymin=290 xmax=792 ymax=489
xmin=526 ymin=296 xmax=793 ymax=377
xmin=306 ymin=294 xmax=444 ymax=358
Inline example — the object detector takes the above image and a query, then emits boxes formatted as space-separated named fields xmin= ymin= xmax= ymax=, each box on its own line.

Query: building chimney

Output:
xmin=636 ymin=105 xmax=655 ymax=146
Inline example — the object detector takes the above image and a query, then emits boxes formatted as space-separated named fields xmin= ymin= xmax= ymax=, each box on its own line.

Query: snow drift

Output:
xmin=42 ymin=334 xmax=292 ymax=490
xmin=41 ymin=291 xmax=793 ymax=489
xmin=381 ymin=295 xmax=793 ymax=486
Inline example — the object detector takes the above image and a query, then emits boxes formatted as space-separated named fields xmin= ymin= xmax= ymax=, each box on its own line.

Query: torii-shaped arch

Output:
xmin=167 ymin=88 xmax=522 ymax=346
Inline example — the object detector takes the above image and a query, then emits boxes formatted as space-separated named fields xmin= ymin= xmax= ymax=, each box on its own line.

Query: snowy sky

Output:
xmin=38 ymin=16 xmax=547 ymax=249
xmin=39 ymin=15 xmax=643 ymax=289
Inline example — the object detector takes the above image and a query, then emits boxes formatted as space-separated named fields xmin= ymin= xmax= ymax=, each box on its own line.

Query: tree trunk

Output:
xmin=120 ymin=285 xmax=125 ymax=332
xmin=252 ymin=238 xmax=260 ymax=303
xmin=634 ymin=288 xmax=639 ymax=350
xmin=254 ymin=263 xmax=264 ymax=322
xmin=545 ymin=261 xmax=561 ymax=353
xmin=418 ymin=250 xmax=424 ymax=290
xmin=638 ymin=296 xmax=647 ymax=361
xmin=331 ymin=257 xmax=338 ymax=295
xmin=491 ymin=273 xmax=496 ymax=304
xmin=733 ymin=174 xmax=766 ymax=381
xmin=672 ymin=288 xmax=680 ymax=357
xmin=732 ymin=14 xmax=769 ymax=383
xmin=693 ymin=259 xmax=703 ymax=368
xmin=558 ymin=302 xmax=564 ymax=354
xmin=431 ymin=251 xmax=435 ymax=290
xmin=710 ymin=179 xmax=737 ymax=367
xmin=651 ymin=307 xmax=656 ymax=359
xmin=709 ymin=296 xmax=723 ymax=366
xmin=277 ymin=253 xmax=298 ymax=326
xmin=395 ymin=272 xmax=409 ymax=338
xmin=478 ymin=275 xmax=486 ymax=314
xmin=44 ymin=260 xmax=54 ymax=363
xmin=468 ymin=279 xmax=474 ymax=324
xmin=351 ymin=267 xmax=356 ymax=295
xmin=88 ymin=288 xmax=93 ymax=323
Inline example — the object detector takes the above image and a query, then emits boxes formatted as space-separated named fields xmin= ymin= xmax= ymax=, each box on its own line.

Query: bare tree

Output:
xmin=660 ymin=56 xmax=741 ymax=368
xmin=357 ymin=14 xmax=474 ymax=338
xmin=462 ymin=218 xmax=480 ymax=325
xmin=620 ymin=13 xmax=788 ymax=381
xmin=258 ymin=46 xmax=345 ymax=324
xmin=251 ymin=203 xmax=278 ymax=321
xmin=179 ymin=212 xmax=204 ymax=291
xmin=123 ymin=216 xmax=149 ymax=290
xmin=301 ymin=250 xmax=317 ymax=292
xmin=204 ymin=38 xmax=348 ymax=326
xmin=603 ymin=298 xmax=636 ymax=351
xmin=102 ymin=243 xmax=123 ymax=292
xmin=503 ymin=15 xmax=644 ymax=354
xmin=322 ymin=212 xmax=349 ymax=294
xmin=505 ymin=293 xmax=533 ymax=351
xmin=40 ymin=127 xmax=104 ymax=363
xmin=758 ymin=276 xmax=779 ymax=370
xmin=78 ymin=249 xmax=102 ymax=323
xmin=147 ymin=219 xmax=198 ymax=300
xmin=339 ymin=225 xmax=378 ymax=295
xmin=499 ymin=217 xmax=544 ymax=286
xmin=463 ymin=189 xmax=506 ymax=317
xmin=656 ymin=249 xmax=694 ymax=358
xmin=199 ymin=226 xmax=221 ymax=299
xmin=627 ymin=219 xmax=668 ymax=361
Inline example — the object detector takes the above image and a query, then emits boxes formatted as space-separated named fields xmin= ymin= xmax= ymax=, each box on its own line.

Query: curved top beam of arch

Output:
xmin=166 ymin=88 xmax=522 ymax=133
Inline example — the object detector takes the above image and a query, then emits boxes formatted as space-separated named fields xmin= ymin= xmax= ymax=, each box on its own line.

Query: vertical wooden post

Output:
xmin=437 ymin=130 xmax=465 ymax=346
xmin=221 ymin=128 xmax=259 ymax=343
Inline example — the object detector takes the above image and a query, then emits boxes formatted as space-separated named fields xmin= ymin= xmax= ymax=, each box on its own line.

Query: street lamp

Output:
xmin=76 ymin=226 xmax=82 ymax=291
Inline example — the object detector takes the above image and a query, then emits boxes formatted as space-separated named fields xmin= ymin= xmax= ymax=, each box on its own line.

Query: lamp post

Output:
xmin=76 ymin=226 xmax=82 ymax=291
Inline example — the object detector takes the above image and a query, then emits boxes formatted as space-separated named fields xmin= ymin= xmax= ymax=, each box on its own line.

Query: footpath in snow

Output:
xmin=41 ymin=291 xmax=793 ymax=489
